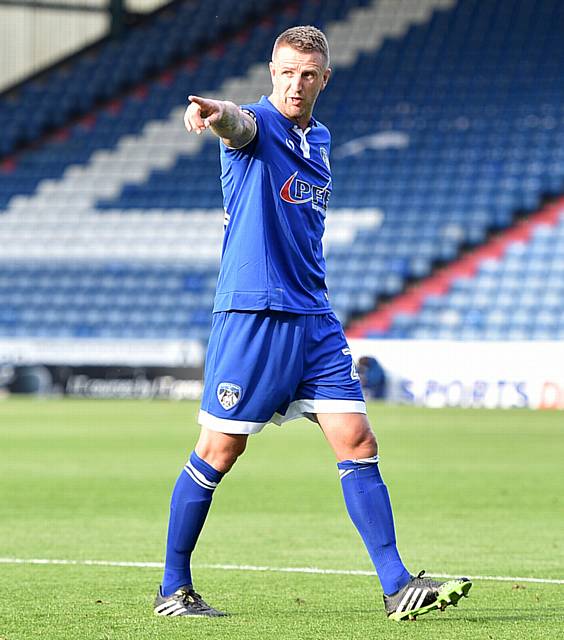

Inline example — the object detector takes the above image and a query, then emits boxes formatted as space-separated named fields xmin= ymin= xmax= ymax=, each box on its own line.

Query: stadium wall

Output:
xmin=1 ymin=338 xmax=563 ymax=409
xmin=349 ymin=339 xmax=564 ymax=410
xmin=0 ymin=338 xmax=204 ymax=399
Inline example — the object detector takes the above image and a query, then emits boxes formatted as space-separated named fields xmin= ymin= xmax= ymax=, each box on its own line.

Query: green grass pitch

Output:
xmin=1 ymin=398 xmax=562 ymax=639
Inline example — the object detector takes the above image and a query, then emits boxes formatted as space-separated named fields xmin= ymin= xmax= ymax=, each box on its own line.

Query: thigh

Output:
xmin=199 ymin=311 xmax=305 ymax=434
xmin=295 ymin=312 xmax=366 ymax=412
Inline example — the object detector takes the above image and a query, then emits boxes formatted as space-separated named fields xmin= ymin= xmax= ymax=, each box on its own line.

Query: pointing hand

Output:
xmin=184 ymin=95 xmax=225 ymax=134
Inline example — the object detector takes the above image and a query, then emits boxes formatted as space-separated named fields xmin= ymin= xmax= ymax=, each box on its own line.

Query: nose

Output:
xmin=290 ymin=75 xmax=302 ymax=93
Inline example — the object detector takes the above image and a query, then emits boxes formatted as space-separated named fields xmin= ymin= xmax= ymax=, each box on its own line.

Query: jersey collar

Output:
xmin=260 ymin=95 xmax=318 ymax=129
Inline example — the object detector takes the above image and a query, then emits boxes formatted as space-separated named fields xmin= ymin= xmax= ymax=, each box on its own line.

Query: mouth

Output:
xmin=288 ymin=97 xmax=303 ymax=106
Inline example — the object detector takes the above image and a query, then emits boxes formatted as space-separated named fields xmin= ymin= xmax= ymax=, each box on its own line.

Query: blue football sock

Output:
xmin=162 ymin=451 xmax=224 ymax=596
xmin=338 ymin=456 xmax=411 ymax=595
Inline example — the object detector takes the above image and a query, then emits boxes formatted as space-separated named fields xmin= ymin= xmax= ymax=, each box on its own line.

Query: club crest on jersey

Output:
xmin=279 ymin=171 xmax=331 ymax=214
xmin=320 ymin=146 xmax=330 ymax=170
xmin=217 ymin=382 xmax=241 ymax=410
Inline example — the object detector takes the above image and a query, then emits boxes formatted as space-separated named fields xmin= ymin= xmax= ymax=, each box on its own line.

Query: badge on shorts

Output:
xmin=217 ymin=382 xmax=242 ymax=410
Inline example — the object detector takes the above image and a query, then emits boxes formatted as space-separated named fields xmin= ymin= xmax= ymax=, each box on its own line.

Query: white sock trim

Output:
xmin=183 ymin=461 xmax=218 ymax=491
xmin=351 ymin=455 xmax=380 ymax=464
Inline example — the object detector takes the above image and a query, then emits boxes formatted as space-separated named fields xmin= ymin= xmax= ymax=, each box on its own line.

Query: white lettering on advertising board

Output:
xmin=348 ymin=340 xmax=564 ymax=410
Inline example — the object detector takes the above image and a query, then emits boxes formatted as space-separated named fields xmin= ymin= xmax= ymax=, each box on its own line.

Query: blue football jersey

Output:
xmin=214 ymin=95 xmax=332 ymax=314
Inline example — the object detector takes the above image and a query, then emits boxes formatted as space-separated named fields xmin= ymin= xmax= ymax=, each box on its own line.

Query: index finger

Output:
xmin=188 ymin=95 xmax=212 ymax=108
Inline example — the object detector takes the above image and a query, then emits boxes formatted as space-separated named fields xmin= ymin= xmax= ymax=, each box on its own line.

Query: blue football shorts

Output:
xmin=199 ymin=310 xmax=366 ymax=434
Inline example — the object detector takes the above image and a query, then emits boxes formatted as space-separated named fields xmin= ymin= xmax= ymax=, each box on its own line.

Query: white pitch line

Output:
xmin=0 ymin=557 xmax=563 ymax=585
xmin=0 ymin=557 xmax=163 ymax=568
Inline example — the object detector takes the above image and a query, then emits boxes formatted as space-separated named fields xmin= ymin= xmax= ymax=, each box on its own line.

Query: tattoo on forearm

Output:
xmin=211 ymin=102 xmax=256 ymax=148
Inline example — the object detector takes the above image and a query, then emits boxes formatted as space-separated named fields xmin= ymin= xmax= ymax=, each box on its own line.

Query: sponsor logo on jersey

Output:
xmin=285 ymin=138 xmax=295 ymax=151
xmin=217 ymin=382 xmax=242 ymax=410
xmin=279 ymin=171 xmax=331 ymax=214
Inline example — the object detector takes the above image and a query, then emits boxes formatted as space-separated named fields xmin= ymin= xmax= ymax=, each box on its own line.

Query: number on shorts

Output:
xmin=342 ymin=348 xmax=360 ymax=381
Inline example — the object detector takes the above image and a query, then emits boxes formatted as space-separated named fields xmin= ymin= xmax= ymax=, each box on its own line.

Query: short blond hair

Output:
xmin=273 ymin=25 xmax=330 ymax=68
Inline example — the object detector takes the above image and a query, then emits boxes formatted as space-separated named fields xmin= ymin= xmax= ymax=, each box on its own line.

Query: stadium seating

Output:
xmin=0 ymin=0 xmax=283 ymax=157
xmin=1 ymin=0 xmax=563 ymax=342
xmin=350 ymin=202 xmax=564 ymax=340
xmin=0 ymin=261 xmax=217 ymax=340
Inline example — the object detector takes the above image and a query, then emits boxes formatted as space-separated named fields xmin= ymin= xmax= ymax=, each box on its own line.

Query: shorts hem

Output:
xmin=272 ymin=399 xmax=366 ymax=425
xmin=198 ymin=410 xmax=268 ymax=435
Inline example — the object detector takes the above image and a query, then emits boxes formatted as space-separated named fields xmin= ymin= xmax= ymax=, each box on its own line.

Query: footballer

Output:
xmin=153 ymin=25 xmax=472 ymax=621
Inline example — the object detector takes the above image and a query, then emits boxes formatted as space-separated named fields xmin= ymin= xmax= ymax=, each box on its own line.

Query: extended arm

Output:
xmin=184 ymin=95 xmax=257 ymax=149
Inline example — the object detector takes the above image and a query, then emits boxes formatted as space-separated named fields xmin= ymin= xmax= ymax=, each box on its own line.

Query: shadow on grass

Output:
xmin=411 ymin=607 xmax=563 ymax=624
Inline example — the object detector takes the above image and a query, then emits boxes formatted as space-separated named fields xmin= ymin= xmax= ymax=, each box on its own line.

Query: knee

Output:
xmin=195 ymin=431 xmax=248 ymax=474
xmin=339 ymin=417 xmax=379 ymax=460
xmin=349 ymin=427 xmax=378 ymax=459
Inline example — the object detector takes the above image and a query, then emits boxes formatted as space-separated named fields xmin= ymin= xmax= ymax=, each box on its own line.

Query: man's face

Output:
xmin=269 ymin=45 xmax=331 ymax=128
